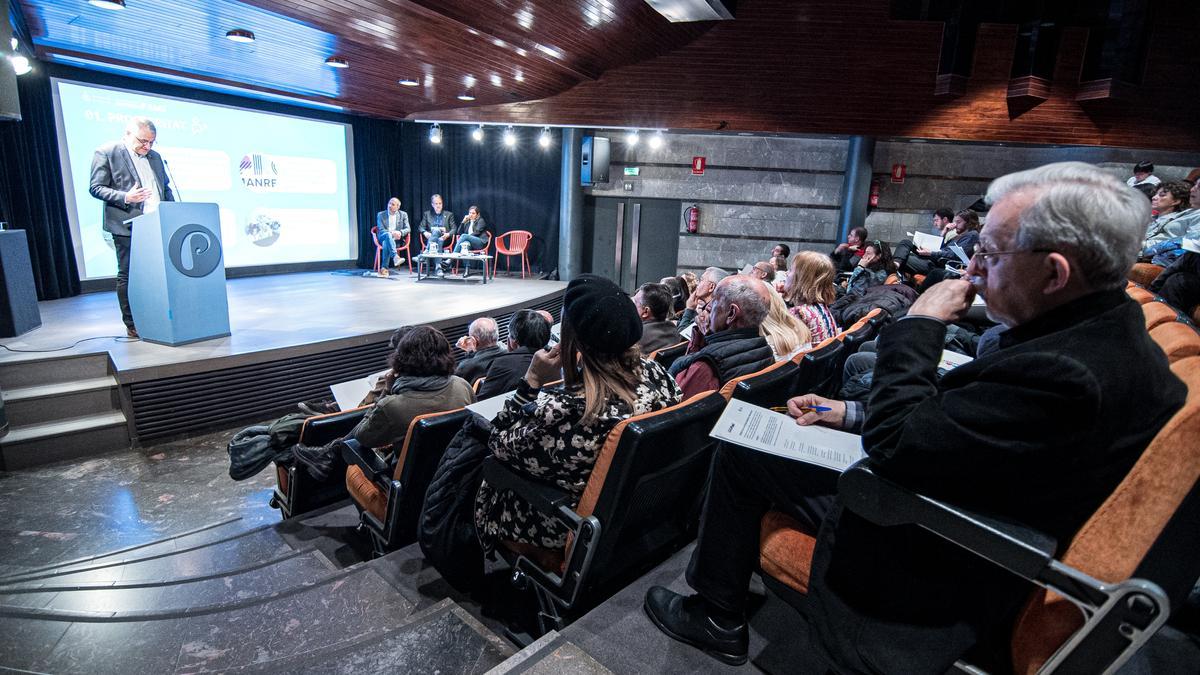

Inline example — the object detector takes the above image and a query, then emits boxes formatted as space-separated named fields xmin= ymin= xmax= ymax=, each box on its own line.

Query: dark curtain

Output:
xmin=0 ymin=67 xmax=80 ymax=300
xmin=356 ymin=122 xmax=561 ymax=273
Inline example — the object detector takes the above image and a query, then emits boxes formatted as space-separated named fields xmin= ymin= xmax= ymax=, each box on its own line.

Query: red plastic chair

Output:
xmin=394 ymin=232 xmax=415 ymax=274
xmin=370 ymin=226 xmax=386 ymax=275
xmin=494 ymin=230 xmax=533 ymax=278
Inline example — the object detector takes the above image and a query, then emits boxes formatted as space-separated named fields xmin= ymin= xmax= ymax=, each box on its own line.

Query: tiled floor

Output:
xmin=0 ymin=422 xmax=282 ymax=573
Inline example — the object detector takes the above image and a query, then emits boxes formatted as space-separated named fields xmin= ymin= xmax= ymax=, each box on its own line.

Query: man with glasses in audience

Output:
xmin=89 ymin=117 xmax=176 ymax=339
xmin=644 ymin=162 xmax=1186 ymax=672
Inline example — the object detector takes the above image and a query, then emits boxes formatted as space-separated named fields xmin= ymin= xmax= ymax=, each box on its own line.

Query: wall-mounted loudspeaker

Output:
xmin=581 ymin=135 xmax=610 ymax=186
xmin=1 ymin=0 xmax=21 ymax=122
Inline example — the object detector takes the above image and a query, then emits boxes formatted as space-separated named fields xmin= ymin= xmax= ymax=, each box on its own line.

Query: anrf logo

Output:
xmin=168 ymin=224 xmax=223 ymax=278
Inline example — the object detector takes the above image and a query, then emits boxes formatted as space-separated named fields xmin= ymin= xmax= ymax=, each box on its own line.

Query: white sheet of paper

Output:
xmin=709 ymin=400 xmax=864 ymax=473
xmin=938 ymin=350 xmax=974 ymax=372
xmin=972 ymin=293 xmax=987 ymax=306
xmin=550 ymin=322 xmax=561 ymax=345
xmin=679 ymin=322 xmax=697 ymax=341
xmin=466 ymin=391 xmax=514 ymax=421
xmin=329 ymin=369 xmax=389 ymax=411
xmin=1183 ymin=238 xmax=1200 ymax=254
xmin=948 ymin=244 xmax=971 ymax=265
xmin=913 ymin=231 xmax=944 ymax=252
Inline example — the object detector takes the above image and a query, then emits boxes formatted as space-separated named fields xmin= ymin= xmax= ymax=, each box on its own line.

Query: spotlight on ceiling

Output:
xmin=644 ymin=0 xmax=734 ymax=23
xmin=429 ymin=123 xmax=443 ymax=144
xmin=648 ymin=130 xmax=665 ymax=149
xmin=456 ymin=93 xmax=476 ymax=101
xmin=398 ymin=78 xmax=419 ymax=87
xmin=503 ymin=126 xmax=516 ymax=147
xmin=625 ymin=130 xmax=639 ymax=146
xmin=11 ymin=37 xmax=17 ymax=50
xmin=87 ymin=0 xmax=126 ymax=9
xmin=9 ymin=55 xmax=32 ymax=76
xmin=471 ymin=125 xmax=485 ymax=142
xmin=225 ymin=29 xmax=256 ymax=44
xmin=538 ymin=127 xmax=552 ymax=149
xmin=324 ymin=56 xmax=348 ymax=68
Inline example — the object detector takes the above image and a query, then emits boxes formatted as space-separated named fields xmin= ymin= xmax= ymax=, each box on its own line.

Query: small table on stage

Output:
xmin=415 ymin=251 xmax=493 ymax=284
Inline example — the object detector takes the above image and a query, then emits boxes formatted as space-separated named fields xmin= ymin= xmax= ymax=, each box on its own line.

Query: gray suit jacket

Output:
xmin=376 ymin=209 xmax=411 ymax=237
xmin=89 ymin=140 xmax=175 ymax=237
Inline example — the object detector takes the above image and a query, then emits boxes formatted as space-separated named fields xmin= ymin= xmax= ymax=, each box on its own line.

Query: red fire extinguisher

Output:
xmin=685 ymin=205 xmax=700 ymax=233
xmin=868 ymin=179 xmax=880 ymax=208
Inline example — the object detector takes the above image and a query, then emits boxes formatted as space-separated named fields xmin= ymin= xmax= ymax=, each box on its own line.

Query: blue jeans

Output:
xmin=377 ymin=229 xmax=398 ymax=266
xmin=455 ymin=234 xmax=487 ymax=253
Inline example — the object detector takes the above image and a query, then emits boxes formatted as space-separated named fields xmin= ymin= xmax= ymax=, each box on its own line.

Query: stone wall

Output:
xmin=584 ymin=132 xmax=1200 ymax=275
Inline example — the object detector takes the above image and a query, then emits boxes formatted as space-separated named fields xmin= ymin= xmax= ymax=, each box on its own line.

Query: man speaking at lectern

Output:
xmin=89 ymin=117 xmax=175 ymax=339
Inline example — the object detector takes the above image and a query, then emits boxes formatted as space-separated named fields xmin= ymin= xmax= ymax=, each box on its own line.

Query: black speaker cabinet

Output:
xmin=581 ymin=135 xmax=610 ymax=186
xmin=0 ymin=230 xmax=41 ymax=337
xmin=0 ymin=0 xmax=21 ymax=122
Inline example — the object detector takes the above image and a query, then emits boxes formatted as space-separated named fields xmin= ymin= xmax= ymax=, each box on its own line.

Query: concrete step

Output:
xmin=1 ymin=376 xmax=121 ymax=427
xmin=0 ymin=411 xmax=130 ymax=471
xmin=0 ymin=353 xmax=112 ymax=389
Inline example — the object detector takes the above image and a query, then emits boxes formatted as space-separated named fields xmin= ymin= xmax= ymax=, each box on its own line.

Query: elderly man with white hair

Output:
xmin=453 ymin=317 xmax=505 ymax=385
xmin=668 ymin=275 xmax=775 ymax=399
xmin=644 ymin=162 xmax=1187 ymax=671
xmin=677 ymin=266 xmax=731 ymax=332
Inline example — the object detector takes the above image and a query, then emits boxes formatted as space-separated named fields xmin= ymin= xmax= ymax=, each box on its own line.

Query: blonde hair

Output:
xmin=760 ymin=282 xmax=811 ymax=356
xmin=785 ymin=251 xmax=838 ymax=306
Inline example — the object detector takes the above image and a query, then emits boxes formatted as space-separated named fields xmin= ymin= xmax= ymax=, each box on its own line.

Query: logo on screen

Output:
xmin=169 ymin=224 xmax=223 ymax=278
xmin=239 ymin=153 xmax=279 ymax=190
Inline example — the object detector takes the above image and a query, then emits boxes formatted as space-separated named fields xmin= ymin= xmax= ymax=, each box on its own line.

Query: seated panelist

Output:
xmin=375 ymin=197 xmax=410 ymax=271
xmin=419 ymin=193 xmax=455 ymax=252
xmin=453 ymin=206 xmax=490 ymax=253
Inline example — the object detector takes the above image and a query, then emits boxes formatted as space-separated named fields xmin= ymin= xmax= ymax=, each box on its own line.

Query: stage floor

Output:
xmin=0 ymin=271 xmax=566 ymax=379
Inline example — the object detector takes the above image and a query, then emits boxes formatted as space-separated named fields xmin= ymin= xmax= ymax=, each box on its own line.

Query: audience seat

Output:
xmin=343 ymin=408 xmax=470 ymax=555
xmin=1149 ymin=321 xmax=1200 ymax=364
xmin=270 ymin=406 xmax=366 ymax=519
xmin=831 ymin=308 xmax=885 ymax=377
xmin=757 ymin=355 xmax=1200 ymax=674
xmin=789 ymin=337 xmax=845 ymax=399
xmin=472 ymin=377 xmax=486 ymax=394
xmin=884 ymin=273 xmax=901 ymax=285
xmin=1143 ymin=301 xmax=1180 ymax=331
xmin=483 ymin=391 xmax=727 ymax=634
xmin=723 ymin=359 xmax=801 ymax=406
xmin=1129 ymin=263 xmax=1165 ymax=288
xmin=650 ymin=340 xmax=689 ymax=371
xmin=1126 ymin=286 xmax=1156 ymax=305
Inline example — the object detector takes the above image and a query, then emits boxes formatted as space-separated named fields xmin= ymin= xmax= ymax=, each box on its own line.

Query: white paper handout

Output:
xmin=938 ymin=350 xmax=974 ymax=372
xmin=948 ymin=244 xmax=971 ymax=266
xmin=709 ymin=400 xmax=864 ymax=473
xmin=912 ymin=231 xmax=945 ymax=252
xmin=679 ymin=321 xmax=697 ymax=342
xmin=466 ymin=391 xmax=515 ymax=421
xmin=329 ymin=368 xmax=390 ymax=412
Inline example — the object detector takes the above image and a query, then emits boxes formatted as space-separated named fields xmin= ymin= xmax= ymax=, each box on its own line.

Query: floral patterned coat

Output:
xmin=474 ymin=359 xmax=682 ymax=551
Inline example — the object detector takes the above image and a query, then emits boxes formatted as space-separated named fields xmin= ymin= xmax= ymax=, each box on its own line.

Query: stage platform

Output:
xmin=0 ymin=271 xmax=565 ymax=458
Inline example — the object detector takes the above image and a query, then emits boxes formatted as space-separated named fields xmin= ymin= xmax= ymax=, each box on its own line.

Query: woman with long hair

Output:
xmin=759 ymin=281 xmax=811 ymax=359
xmin=474 ymin=275 xmax=682 ymax=552
xmin=784 ymin=251 xmax=840 ymax=343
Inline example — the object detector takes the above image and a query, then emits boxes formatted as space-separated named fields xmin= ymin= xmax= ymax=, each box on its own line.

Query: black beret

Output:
xmin=562 ymin=274 xmax=642 ymax=355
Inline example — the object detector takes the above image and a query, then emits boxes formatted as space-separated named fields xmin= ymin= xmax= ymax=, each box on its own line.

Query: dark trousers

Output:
xmin=113 ymin=234 xmax=134 ymax=329
xmin=893 ymin=240 xmax=937 ymax=276
xmin=1152 ymin=252 xmax=1200 ymax=315
xmin=686 ymin=442 xmax=839 ymax=614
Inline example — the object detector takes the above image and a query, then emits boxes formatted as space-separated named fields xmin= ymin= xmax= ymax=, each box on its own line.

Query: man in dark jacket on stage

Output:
xmin=644 ymin=162 xmax=1187 ymax=672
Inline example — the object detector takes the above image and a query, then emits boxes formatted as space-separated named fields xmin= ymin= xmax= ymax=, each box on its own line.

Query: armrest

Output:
xmin=300 ymin=406 xmax=369 ymax=445
xmin=838 ymin=463 xmax=1058 ymax=581
xmin=341 ymin=438 xmax=392 ymax=486
xmin=481 ymin=456 xmax=582 ymax=530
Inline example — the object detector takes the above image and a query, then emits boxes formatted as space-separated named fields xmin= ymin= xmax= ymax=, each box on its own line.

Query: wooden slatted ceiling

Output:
xmin=17 ymin=0 xmax=709 ymax=118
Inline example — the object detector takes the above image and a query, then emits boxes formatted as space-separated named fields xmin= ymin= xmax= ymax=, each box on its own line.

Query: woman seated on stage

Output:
xmin=292 ymin=326 xmax=475 ymax=480
xmin=453 ymin=206 xmax=490 ymax=253
xmin=473 ymin=274 xmax=682 ymax=557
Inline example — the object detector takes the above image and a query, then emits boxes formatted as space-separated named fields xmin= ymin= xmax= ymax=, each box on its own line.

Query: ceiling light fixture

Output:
xmin=225 ymin=29 xmax=256 ymax=44
xmin=324 ymin=56 xmax=348 ymax=68
xmin=503 ymin=126 xmax=516 ymax=147
xmin=9 ymin=55 xmax=32 ymax=76
xmin=648 ymin=130 xmax=665 ymax=149
xmin=625 ymin=130 xmax=639 ymax=146
xmin=538 ymin=127 xmax=552 ymax=149
xmin=429 ymin=123 xmax=442 ymax=144
xmin=471 ymin=125 xmax=485 ymax=142
xmin=397 ymin=78 xmax=419 ymax=87
xmin=456 ymin=93 xmax=476 ymax=101
xmin=87 ymin=0 xmax=126 ymax=9
xmin=11 ymin=38 xmax=17 ymax=50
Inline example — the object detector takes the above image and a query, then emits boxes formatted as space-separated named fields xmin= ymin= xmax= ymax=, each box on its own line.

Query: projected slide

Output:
xmin=52 ymin=80 xmax=355 ymax=279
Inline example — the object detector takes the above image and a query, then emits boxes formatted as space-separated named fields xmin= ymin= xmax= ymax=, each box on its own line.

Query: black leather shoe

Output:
xmin=643 ymin=586 xmax=748 ymax=665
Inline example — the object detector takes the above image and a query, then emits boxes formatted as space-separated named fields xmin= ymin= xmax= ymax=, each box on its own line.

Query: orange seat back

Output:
xmin=1142 ymin=301 xmax=1178 ymax=331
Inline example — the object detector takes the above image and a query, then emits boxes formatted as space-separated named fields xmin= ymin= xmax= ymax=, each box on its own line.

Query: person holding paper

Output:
xmin=88 ymin=117 xmax=176 ymax=338
xmin=894 ymin=209 xmax=981 ymax=278
xmin=644 ymin=162 xmax=1185 ymax=671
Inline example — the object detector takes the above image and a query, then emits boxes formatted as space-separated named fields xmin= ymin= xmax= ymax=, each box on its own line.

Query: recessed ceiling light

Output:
xmin=471 ymin=125 xmax=485 ymax=142
xmin=538 ymin=127 xmax=552 ymax=149
xmin=457 ymin=93 xmax=476 ymax=101
xmin=503 ymin=126 xmax=516 ymax=147
xmin=87 ymin=0 xmax=126 ymax=9
xmin=429 ymin=123 xmax=442 ymax=144
xmin=625 ymin=130 xmax=640 ymax=146
xmin=324 ymin=56 xmax=348 ymax=68
xmin=9 ymin=55 xmax=32 ymax=76
xmin=225 ymin=29 xmax=256 ymax=43
xmin=648 ymin=131 xmax=665 ymax=149
xmin=398 ymin=78 xmax=419 ymax=87
xmin=10 ymin=38 xmax=16 ymax=50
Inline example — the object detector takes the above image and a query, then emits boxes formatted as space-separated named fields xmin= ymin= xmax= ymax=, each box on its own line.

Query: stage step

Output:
xmin=0 ymin=565 xmax=418 ymax=674
xmin=1 ymin=376 xmax=121 ymax=426
xmin=0 ymin=353 xmax=112 ymax=389
xmin=0 ymin=411 xmax=130 ymax=471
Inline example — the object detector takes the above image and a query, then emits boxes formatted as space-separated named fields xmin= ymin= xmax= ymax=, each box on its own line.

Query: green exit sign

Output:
xmin=623 ymin=167 xmax=640 ymax=176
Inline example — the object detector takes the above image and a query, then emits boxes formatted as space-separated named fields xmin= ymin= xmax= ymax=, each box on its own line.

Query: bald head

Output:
xmin=536 ymin=310 xmax=553 ymax=325
xmin=468 ymin=317 xmax=499 ymax=348
xmin=708 ymin=275 xmax=771 ymax=334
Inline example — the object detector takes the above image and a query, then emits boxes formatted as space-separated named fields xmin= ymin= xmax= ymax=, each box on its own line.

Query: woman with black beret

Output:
xmin=474 ymin=274 xmax=683 ymax=553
